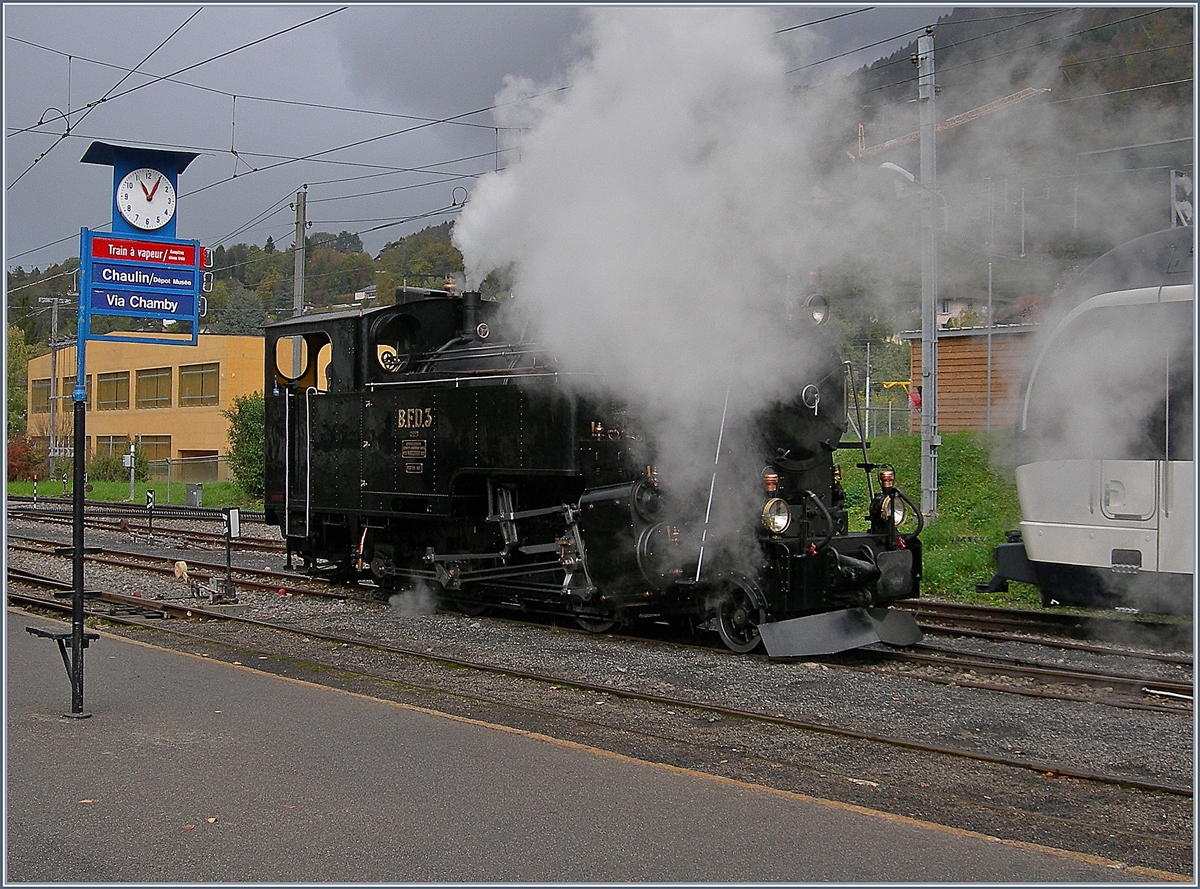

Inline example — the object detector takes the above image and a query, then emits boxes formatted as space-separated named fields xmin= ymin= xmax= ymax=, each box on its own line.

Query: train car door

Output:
xmin=1099 ymin=460 xmax=1158 ymax=521
xmin=284 ymin=388 xmax=311 ymax=538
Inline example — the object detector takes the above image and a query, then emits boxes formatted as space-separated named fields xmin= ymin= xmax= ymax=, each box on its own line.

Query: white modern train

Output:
xmin=987 ymin=226 xmax=1194 ymax=614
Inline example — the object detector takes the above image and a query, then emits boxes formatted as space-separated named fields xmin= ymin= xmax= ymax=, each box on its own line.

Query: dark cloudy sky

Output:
xmin=4 ymin=4 xmax=951 ymax=271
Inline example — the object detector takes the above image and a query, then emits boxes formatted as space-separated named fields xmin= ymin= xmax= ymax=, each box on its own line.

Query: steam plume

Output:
xmin=453 ymin=8 xmax=857 ymax=512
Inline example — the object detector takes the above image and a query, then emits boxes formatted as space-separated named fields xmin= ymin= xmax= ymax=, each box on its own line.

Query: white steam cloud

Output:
xmin=389 ymin=582 xmax=441 ymax=617
xmin=453 ymin=8 xmax=860 ymax=513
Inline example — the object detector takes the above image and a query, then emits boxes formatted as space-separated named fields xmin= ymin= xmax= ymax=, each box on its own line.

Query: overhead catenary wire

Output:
xmin=7 ymin=34 xmax=505 ymax=136
xmin=7 ymin=8 xmax=201 ymax=188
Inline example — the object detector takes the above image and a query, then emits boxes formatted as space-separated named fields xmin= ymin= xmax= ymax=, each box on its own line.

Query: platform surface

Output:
xmin=4 ymin=611 xmax=1165 ymax=883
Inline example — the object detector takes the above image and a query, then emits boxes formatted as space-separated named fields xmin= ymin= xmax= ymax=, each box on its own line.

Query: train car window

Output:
xmin=273 ymin=331 xmax=333 ymax=392
xmin=372 ymin=314 xmax=419 ymax=375
xmin=274 ymin=335 xmax=307 ymax=382
xmin=1023 ymin=297 xmax=1191 ymax=462
xmin=316 ymin=341 xmax=333 ymax=391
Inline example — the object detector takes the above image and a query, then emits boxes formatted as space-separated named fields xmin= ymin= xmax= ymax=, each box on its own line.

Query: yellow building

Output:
xmin=26 ymin=335 xmax=264 ymax=479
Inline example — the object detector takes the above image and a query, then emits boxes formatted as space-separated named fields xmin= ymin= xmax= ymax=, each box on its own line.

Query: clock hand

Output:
xmin=146 ymin=176 xmax=162 ymax=201
xmin=140 ymin=181 xmax=151 ymax=199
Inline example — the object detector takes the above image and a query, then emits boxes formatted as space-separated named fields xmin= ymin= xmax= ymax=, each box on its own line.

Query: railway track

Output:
xmin=899 ymin=600 xmax=1192 ymax=653
xmin=7 ymin=496 xmax=265 ymax=523
xmin=6 ymin=511 xmax=284 ymax=554
xmin=7 ymin=567 xmax=1191 ymax=800
xmin=855 ymin=642 xmax=1192 ymax=713
xmin=7 ymin=537 xmax=344 ymax=604
xmin=8 ymin=531 xmax=1191 ymax=715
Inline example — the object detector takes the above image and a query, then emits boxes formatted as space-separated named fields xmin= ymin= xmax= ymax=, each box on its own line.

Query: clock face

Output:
xmin=116 ymin=167 xmax=176 ymax=230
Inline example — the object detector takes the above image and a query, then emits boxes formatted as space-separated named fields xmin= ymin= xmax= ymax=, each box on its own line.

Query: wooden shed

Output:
xmin=904 ymin=324 xmax=1037 ymax=433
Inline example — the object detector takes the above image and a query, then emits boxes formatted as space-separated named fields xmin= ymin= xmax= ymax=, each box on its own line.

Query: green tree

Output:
xmin=216 ymin=283 xmax=268 ymax=334
xmin=222 ymin=391 xmax=265 ymax=497
xmin=7 ymin=324 xmax=32 ymax=435
xmin=308 ymin=230 xmax=364 ymax=254
xmin=377 ymin=222 xmax=464 ymax=290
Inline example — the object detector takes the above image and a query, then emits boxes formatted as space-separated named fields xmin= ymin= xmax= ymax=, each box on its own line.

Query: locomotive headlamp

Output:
xmin=870 ymin=491 xmax=906 ymax=527
xmin=761 ymin=498 xmax=792 ymax=534
xmin=804 ymin=294 xmax=830 ymax=326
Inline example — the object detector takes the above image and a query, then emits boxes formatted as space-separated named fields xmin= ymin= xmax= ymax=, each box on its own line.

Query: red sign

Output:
xmin=91 ymin=235 xmax=196 ymax=267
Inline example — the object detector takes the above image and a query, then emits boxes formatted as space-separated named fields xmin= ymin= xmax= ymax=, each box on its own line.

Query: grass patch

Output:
xmin=8 ymin=478 xmax=261 ymax=511
xmin=836 ymin=430 xmax=1041 ymax=608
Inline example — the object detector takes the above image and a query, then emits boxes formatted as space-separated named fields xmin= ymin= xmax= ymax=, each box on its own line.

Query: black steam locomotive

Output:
xmin=262 ymin=287 xmax=924 ymax=655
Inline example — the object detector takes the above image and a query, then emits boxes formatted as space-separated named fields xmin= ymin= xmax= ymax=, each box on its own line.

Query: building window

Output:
xmin=136 ymin=367 xmax=172 ymax=409
xmin=138 ymin=435 xmax=171 ymax=462
xmin=179 ymin=362 xmax=219 ymax=407
xmin=97 ymin=372 xmax=130 ymax=411
xmin=60 ymin=376 xmax=91 ymax=410
xmin=96 ymin=435 xmax=130 ymax=457
xmin=30 ymin=379 xmax=52 ymax=414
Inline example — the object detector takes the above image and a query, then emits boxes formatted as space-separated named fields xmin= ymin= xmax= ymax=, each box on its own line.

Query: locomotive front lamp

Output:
xmin=761 ymin=497 xmax=792 ymax=534
xmin=804 ymin=293 xmax=829 ymax=325
xmin=870 ymin=490 xmax=906 ymax=528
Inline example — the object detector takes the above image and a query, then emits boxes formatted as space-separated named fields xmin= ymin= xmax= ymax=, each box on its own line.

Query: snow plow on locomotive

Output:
xmin=262 ymin=288 xmax=924 ymax=655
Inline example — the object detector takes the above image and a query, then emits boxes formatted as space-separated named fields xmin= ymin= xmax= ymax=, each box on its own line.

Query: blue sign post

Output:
xmin=54 ymin=142 xmax=201 ymax=718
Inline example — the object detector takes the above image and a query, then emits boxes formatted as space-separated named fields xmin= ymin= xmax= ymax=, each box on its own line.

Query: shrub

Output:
xmin=223 ymin=391 xmax=265 ymax=498
xmin=7 ymin=435 xmax=45 ymax=481
xmin=87 ymin=451 xmax=126 ymax=482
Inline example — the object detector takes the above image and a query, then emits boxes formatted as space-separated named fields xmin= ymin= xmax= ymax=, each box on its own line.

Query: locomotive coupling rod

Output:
xmin=486 ymin=503 xmax=572 ymax=523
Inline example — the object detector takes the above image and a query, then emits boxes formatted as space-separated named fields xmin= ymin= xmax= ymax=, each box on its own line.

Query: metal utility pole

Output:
xmin=916 ymin=27 xmax=939 ymax=520
xmin=38 ymin=295 xmax=74 ymax=478
xmin=292 ymin=186 xmax=307 ymax=377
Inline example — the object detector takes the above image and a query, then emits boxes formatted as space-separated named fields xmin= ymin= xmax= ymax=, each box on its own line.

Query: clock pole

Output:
xmin=43 ymin=142 xmax=200 ymax=718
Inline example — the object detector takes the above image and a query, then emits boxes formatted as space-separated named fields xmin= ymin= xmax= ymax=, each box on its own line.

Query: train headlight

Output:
xmin=761 ymin=498 xmax=792 ymax=534
xmin=804 ymin=294 xmax=829 ymax=326
xmin=870 ymin=491 xmax=906 ymax=527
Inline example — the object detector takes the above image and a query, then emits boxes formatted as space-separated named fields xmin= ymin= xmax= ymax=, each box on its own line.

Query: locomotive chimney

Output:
xmin=461 ymin=291 xmax=488 ymax=340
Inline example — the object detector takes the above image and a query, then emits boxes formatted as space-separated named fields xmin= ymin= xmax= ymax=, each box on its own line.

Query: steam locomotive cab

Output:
xmin=263 ymin=289 xmax=923 ymax=655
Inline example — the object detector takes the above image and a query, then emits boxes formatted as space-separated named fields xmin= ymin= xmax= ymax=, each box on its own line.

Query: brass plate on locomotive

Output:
xmin=397 ymin=407 xmax=433 ymax=429
xmin=401 ymin=440 xmax=427 ymax=459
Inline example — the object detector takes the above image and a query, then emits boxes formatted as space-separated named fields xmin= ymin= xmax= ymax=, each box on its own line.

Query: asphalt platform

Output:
xmin=4 ymin=611 xmax=1173 ymax=884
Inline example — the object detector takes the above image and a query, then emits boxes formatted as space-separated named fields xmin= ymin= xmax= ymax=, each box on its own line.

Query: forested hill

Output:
xmin=846 ymin=6 xmax=1191 ymax=172
xmin=857 ymin=7 xmax=1190 ymax=106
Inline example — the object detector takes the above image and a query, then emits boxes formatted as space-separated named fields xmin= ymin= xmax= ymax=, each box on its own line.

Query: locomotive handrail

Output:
xmin=802 ymin=490 xmax=835 ymax=552
xmin=894 ymin=486 xmax=924 ymax=543
xmin=367 ymin=370 xmax=603 ymax=389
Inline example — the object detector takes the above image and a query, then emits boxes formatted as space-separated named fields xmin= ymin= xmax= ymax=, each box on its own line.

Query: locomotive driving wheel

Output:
xmin=575 ymin=613 xmax=618 ymax=633
xmin=451 ymin=597 xmax=488 ymax=617
xmin=714 ymin=578 xmax=766 ymax=654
